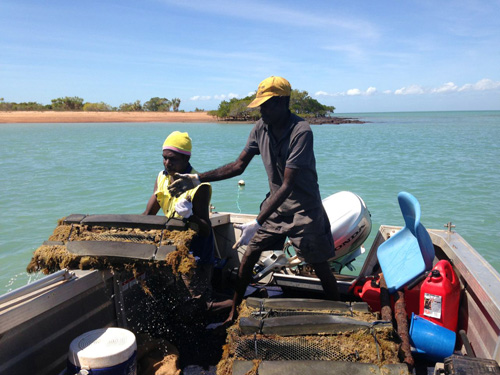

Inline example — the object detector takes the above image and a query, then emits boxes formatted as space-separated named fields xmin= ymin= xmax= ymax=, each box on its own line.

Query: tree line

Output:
xmin=0 ymin=88 xmax=335 ymax=119
xmin=0 ymin=97 xmax=182 ymax=112
xmin=208 ymin=89 xmax=335 ymax=121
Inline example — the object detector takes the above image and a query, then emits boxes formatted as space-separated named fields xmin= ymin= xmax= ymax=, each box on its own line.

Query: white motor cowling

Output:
xmin=253 ymin=191 xmax=371 ymax=281
xmin=322 ymin=191 xmax=372 ymax=263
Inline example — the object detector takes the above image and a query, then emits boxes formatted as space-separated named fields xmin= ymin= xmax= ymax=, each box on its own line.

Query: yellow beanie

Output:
xmin=162 ymin=131 xmax=192 ymax=155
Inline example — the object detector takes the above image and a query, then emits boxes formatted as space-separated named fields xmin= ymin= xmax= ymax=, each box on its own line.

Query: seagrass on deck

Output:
xmin=26 ymin=217 xmax=198 ymax=276
xmin=216 ymin=299 xmax=404 ymax=375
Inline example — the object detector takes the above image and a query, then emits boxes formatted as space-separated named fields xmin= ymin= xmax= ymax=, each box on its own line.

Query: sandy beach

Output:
xmin=0 ymin=111 xmax=365 ymax=125
xmin=0 ymin=111 xmax=217 ymax=123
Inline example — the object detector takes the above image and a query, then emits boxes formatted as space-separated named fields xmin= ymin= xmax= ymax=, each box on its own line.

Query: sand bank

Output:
xmin=0 ymin=111 xmax=217 ymax=124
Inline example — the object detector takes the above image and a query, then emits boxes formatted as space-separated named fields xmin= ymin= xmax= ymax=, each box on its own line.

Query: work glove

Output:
xmin=168 ymin=173 xmax=200 ymax=197
xmin=233 ymin=219 xmax=261 ymax=249
xmin=174 ymin=198 xmax=193 ymax=218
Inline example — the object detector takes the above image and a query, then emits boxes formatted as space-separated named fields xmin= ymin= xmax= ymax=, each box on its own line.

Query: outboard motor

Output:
xmin=253 ymin=191 xmax=371 ymax=281
xmin=323 ymin=191 xmax=372 ymax=271
xmin=252 ymin=251 xmax=289 ymax=281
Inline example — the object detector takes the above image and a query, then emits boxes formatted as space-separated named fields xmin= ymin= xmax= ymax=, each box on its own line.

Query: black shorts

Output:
xmin=248 ymin=206 xmax=335 ymax=263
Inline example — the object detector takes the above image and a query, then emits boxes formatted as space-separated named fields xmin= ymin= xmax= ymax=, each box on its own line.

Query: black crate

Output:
xmin=444 ymin=355 xmax=500 ymax=375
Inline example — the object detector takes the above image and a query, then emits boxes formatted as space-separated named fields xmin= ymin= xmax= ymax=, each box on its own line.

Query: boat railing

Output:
xmin=0 ymin=269 xmax=75 ymax=311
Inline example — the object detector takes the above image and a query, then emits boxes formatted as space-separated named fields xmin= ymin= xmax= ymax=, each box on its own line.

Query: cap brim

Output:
xmin=247 ymin=95 xmax=273 ymax=108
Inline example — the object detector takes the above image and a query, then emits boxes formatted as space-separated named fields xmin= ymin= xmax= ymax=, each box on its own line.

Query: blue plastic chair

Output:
xmin=377 ymin=192 xmax=435 ymax=293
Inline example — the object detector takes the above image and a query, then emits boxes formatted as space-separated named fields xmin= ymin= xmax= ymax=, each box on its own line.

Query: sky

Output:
xmin=1 ymin=0 xmax=499 ymax=113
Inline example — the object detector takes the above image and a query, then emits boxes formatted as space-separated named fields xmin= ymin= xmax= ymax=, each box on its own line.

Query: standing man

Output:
xmin=168 ymin=77 xmax=339 ymax=322
xmin=143 ymin=131 xmax=214 ymax=305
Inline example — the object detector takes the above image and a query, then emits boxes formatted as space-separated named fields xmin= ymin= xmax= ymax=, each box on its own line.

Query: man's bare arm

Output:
xmin=256 ymin=167 xmax=297 ymax=225
xmin=189 ymin=184 xmax=212 ymax=237
xmin=198 ymin=150 xmax=253 ymax=182
xmin=168 ymin=150 xmax=254 ymax=196
xmin=232 ymin=166 xmax=298 ymax=249
xmin=142 ymin=179 xmax=160 ymax=215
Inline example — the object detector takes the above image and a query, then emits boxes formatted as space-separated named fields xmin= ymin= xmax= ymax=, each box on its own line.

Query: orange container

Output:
xmin=419 ymin=260 xmax=460 ymax=332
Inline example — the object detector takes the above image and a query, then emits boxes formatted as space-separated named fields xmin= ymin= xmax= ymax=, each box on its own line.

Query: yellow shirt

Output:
xmin=155 ymin=168 xmax=211 ymax=219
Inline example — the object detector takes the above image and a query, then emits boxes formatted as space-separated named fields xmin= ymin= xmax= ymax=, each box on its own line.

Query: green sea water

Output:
xmin=1 ymin=111 xmax=499 ymax=294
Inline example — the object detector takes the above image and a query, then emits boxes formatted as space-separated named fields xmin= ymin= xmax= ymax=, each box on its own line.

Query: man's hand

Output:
xmin=174 ymin=197 xmax=193 ymax=218
xmin=233 ymin=219 xmax=261 ymax=249
xmin=168 ymin=173 xmax=200 ymax=197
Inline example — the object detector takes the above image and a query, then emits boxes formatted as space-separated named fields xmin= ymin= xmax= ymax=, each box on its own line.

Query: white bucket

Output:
xmin=67 ymin=327 xmax=137 ymax=375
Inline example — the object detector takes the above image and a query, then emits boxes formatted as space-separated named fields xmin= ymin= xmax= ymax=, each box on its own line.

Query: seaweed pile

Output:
xmin=217 ymin=299 xmax=403 ymax=375
xmin=26 ymin=219 xmax=197 ymax=277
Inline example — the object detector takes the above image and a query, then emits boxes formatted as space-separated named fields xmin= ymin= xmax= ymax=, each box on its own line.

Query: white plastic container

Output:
xmin=67 ymin=327 xmax=137 ymax=375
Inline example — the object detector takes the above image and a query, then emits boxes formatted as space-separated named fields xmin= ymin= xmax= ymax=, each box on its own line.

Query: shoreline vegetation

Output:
xmin=1 ymin=90 xmax=366 ymax=124
xmin=0 ymin=111 xmax=365 ymax=124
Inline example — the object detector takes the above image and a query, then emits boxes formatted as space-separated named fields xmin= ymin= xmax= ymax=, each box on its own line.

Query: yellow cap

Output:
xmin=162 ymin=131 xmax=192 ymax=155
xmin=247 ymin=76 xmax=291 ymax=108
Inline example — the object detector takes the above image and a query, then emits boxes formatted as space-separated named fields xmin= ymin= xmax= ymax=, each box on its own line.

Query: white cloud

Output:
xmin=347 ymin=88 xmax=362 ymax=96
xmin=431 ymin=82 xmax=458 ymax=93
xmin=395 ymin=85 xmax=425 ymax=95
xmin=314 ymin=91 xmax=345 ymax=97
xmin=394 ymin=79 xmax=500 ymax=96
xmin=458 ymin=78 xmax=500 ymax=92
xmin=189 ymin=95 xmax=212 ymax=101
xmin=317 ymin=87 xmax=377 ymax=97
xmin=196 ymin=79 xmax=500 ymax=103
xmin=190 ymin=93 xmax=239 ymax=101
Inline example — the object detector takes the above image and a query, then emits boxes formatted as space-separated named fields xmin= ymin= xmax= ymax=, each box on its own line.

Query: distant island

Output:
xmin=0 ymin=111 xmax=364 ymax=124
xmin=208 ymin=90 xmax=365 ymax=124
xmin=0 ymin=92 xmax=364 ymax=124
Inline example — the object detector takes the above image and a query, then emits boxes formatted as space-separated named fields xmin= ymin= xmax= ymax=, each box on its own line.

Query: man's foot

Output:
xmin=223 ymin=308 xmax=238 ymax=326
xmin=222 ymin=316 xmax=235 ymax=327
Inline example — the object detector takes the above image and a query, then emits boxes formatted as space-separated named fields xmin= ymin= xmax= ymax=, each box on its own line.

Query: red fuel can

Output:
xmin=354 ymin=277 xmax=382 ymax=312
xmin=354 ymin=276 xmax=421 ymax=318
xmin=420 ymin=260 xmax=460 ymax=332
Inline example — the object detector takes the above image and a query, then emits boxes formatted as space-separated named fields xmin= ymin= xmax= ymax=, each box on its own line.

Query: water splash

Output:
xmin=4 ymin=272 xmax=46 ymax=293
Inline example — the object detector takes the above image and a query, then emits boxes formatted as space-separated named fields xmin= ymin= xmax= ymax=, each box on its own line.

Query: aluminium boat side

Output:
xmin=0 ymin=212 xmax=499 ymax=374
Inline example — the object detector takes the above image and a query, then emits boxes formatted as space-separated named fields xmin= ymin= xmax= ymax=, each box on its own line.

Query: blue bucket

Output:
xmin=409 ymin=313 xmax=456 ymax=362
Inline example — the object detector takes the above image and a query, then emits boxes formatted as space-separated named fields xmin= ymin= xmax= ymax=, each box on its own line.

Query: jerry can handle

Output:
xmin=439 ymin=259 xmax=457 ymax=284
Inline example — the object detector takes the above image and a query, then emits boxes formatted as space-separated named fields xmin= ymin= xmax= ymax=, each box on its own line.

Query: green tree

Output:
xmin=228 ymin=100 xmax=251 ymax=119
xmin=0 ymin=98 xmax=13 ymax=111
xmin=171 ymin=98 xmax=181 ymax=112
xmin=143 ymin=97 xmax=171 ymax=112
xmin=290 ymin=90 xmax=335 ymax=117
xmin=210 ymin=89 xmax=334 ymax=121
xmin=0 ymin=99 xmax=48 ymax=111
xmin=214 ymin=99 xmax=231 ymax=118
xmin=119 ymin=100 xmax=142 ymax=111
xmin=51 ymin=96 xmax=84 ymax=111
xmin=83 ymin=102 xmax=112 ymax=111
xmin=15 ymin=102 xmax=47 ymax=111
